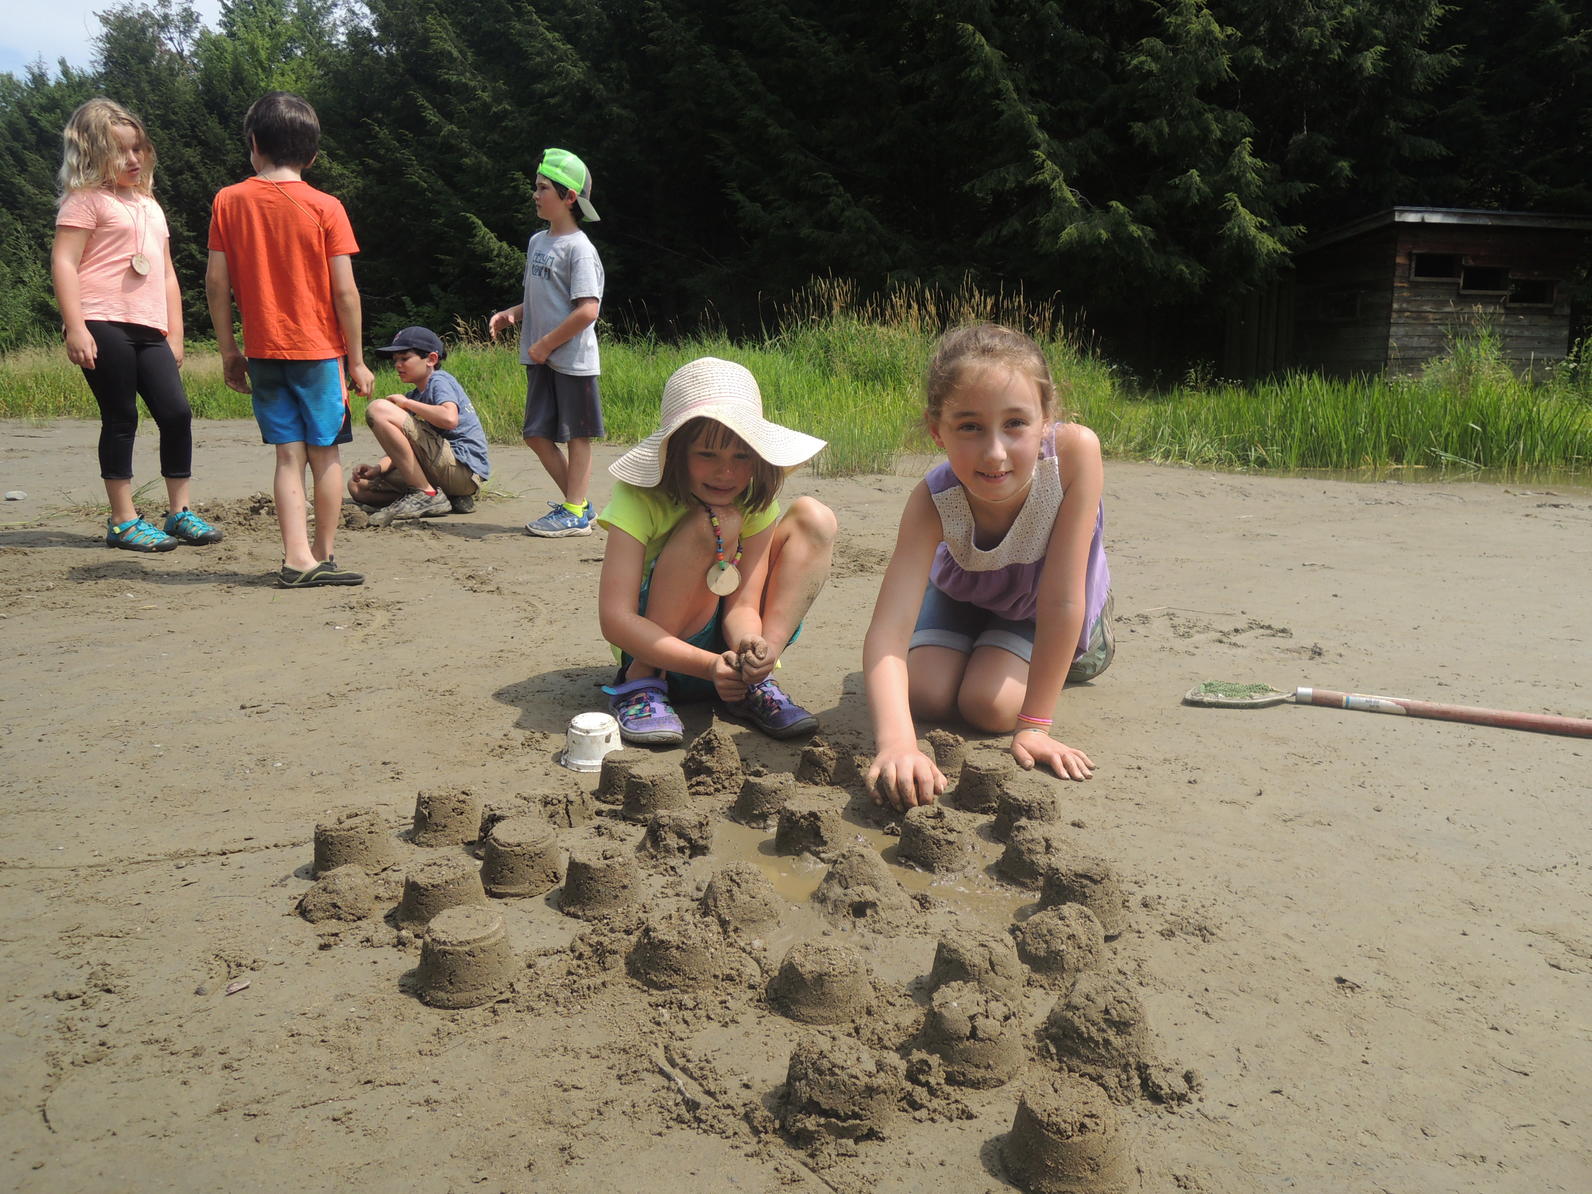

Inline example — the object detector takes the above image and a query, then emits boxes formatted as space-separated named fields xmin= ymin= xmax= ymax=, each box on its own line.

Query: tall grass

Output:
xmin=1092 ymin=326 xmax=1591 ymax=477
xmin=2 ymin=287 xmax=1587 ymax=480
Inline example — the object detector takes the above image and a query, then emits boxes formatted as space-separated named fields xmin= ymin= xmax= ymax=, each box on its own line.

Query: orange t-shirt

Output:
xmin=56 ymin=188 xmax=172 ymax=335
xmin=207 ymin=177 xmax=359 ymax=360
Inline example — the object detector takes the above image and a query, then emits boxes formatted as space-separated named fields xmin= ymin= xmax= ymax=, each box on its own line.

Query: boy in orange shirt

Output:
xmin=205 ymin=91 xmax=374 ymax=587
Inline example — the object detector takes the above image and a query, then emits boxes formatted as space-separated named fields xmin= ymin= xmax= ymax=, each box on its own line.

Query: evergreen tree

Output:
xmin=0 ymin=0 xmax=1584 ymax=363
xmin=333 ymin=0 xmax=631 ymax=332
xmin=0 ymin=67 xmax=99 ymax=348
xmin=1417 ymin=0 xmax=1591 ymax=211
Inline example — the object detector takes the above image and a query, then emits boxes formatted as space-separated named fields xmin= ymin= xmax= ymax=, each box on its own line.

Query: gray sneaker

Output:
xmin=369 ymin=487 xmax=450 ymax=526
xmin=448 ymin=493 xmax=476 ymax=514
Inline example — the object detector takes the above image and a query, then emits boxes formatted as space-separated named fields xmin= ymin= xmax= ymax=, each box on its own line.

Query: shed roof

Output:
xmin=1303 ymin=206 xmax=1592 ymax=253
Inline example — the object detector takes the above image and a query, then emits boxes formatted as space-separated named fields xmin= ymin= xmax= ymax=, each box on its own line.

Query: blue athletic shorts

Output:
xmin=248 ymin=358 xmax=352 ymax=446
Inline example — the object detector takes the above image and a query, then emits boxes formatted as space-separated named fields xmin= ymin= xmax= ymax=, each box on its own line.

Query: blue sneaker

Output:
xmin=163 ymin=507 xmax=223 ymax=545
xmin=525 ymin=500 xmax=593 ymax=538
xmin=603 ymin=676 xmax=684 ymax=746
xmin=106 ymin=516 xmax=179 ymax=552
xmin=718 ymin=679 xmax=819 ymax=740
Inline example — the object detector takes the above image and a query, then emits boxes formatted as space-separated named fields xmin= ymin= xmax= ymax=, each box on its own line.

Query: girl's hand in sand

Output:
xmin=711 ymin=650 xmax=749 ymax=703
xmin=736 ymin=635 xmax=774 ymax=685
xmin=866 ymin=747 xmax=946 ymax=812
xmin=1012 ymin=731 xmax=1094 ymax=781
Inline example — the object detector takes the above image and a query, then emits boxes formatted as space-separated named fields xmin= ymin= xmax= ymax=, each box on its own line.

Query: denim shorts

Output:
xmin=248 ymin=358 xmax=351 ymax=446
xmin=910 ymin=585 xmax=1115 ymax=682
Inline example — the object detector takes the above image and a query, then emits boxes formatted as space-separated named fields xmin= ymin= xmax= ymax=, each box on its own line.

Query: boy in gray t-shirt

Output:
xmin=489 ymin=148 xmax=605 ymax=538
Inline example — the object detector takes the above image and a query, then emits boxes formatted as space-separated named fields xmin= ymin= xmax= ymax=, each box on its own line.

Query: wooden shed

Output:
xmin=1229 ymin=208 xmax=1592 ymax=378
xmin=1286 ymin=207 xmax=1592 ymax=378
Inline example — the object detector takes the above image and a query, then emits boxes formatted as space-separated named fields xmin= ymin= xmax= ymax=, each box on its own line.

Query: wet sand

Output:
xmin=1 ymin=418 xmax=1589 ymax=1192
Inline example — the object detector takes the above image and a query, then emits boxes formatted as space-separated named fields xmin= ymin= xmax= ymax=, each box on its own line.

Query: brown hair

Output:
xmin=658 ymin=418 xmax=784 ymax=514
xmin=244 ymin=92 xmax=321 ymax=168
xmin=923 ymin=323 xmax=1060 ymax=426
xmin=58 ymin=97 xmax=155 ymax=196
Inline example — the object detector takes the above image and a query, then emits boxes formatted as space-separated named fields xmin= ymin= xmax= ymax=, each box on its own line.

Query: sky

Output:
xmin=1 ymin=3 xmax=226 ymax=77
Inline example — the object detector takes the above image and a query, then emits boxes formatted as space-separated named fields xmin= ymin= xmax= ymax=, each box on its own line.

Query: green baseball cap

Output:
xmin=536 ymin=148 xmax=600 ymax=222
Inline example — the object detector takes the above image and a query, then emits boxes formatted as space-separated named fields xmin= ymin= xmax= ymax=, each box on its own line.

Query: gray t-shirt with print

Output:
xmin=414 ymin=369 xmax=491 ymax=480
xmin=518 ymin=228 xmax=603 ymax=376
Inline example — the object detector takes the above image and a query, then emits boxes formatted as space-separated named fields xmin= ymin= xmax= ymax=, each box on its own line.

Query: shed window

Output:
xmin=1411 ymin=253 xmax=1460 ymax=279
xmin=1460 ymin=266 xmax=1509 ymax=293
xmin=1508 ymin=278 xmax=1555 ymax=306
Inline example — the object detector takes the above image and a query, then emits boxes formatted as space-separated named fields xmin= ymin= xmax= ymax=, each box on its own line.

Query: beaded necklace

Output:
xmin=699 ymin=499 xmax=744 ymax=596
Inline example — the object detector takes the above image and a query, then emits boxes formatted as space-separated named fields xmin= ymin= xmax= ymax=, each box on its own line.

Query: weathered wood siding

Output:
xmin=1389 ymin=226 xmax=1576 ymax=376
xmin=1223 ymin=275 xmax=1295 ymax=379
xmin=1292 ymin=228 xmax=1396 ymax=378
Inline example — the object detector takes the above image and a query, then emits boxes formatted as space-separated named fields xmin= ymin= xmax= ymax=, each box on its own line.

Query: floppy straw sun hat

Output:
xmin=609 ymin=357 xmax=827 ymax=489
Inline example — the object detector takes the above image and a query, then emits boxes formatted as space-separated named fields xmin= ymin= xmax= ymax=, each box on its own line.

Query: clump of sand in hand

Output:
xmin=719 ymin=637 xmax=771 ymax=685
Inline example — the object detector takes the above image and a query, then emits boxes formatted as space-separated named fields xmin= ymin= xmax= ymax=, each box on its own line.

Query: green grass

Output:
xmin=3 ymin=288 xmax=1588 ymax=480
xmin=1079 ymin=328 xmax=1591 ymax=477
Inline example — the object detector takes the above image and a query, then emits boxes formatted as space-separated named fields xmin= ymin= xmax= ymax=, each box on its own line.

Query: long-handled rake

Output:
xmin=1183 ymin=680 xmax=1592 ymax=738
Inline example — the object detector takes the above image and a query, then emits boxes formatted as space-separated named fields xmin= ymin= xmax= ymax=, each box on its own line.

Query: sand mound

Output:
xmin=683 ymin=723 xmax=743 ymax=800
xmin=1012 ymin=903 xmax=1106 ymax=989
xmin=770 ymin=938 xmax=871 ymax=1025
xmin=780 ymin=1035 xmax=906 ymax=1144
xmin=812 ymin=846 xmax=914 ymax=931
xmin=700 ymin=862 xmax=784 ymax=935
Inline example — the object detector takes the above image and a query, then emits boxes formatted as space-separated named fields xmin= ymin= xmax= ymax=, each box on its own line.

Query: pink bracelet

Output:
xmin=1015 ymin=713 xmax=1053 ymax=727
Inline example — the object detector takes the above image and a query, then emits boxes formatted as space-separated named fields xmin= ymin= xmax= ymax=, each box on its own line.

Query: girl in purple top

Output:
xmin=864 ymin=324 xmax=1113 ymax=810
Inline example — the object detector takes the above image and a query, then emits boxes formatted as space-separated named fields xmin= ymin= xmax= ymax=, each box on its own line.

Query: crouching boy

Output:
xmin=349 ymin=326 xmax=492 ymax=524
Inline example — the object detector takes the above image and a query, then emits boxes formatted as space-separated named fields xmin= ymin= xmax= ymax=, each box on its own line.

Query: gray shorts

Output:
xmin=522 ymin=364 xmax=604 ymax=442
xmin=910 ymin=587 xmax=1115 ymax=683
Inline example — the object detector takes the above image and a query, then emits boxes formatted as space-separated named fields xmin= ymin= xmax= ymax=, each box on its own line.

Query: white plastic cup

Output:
xmin=559 ymin=711 xmax=622 ymax=772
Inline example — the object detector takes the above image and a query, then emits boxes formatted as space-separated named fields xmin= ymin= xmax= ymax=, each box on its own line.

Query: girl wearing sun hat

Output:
xmin=596 ymin=357 xmax=837 ymax=746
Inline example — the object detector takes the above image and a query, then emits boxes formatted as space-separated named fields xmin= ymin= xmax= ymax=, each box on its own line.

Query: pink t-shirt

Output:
xmin=56 ymin=188 xmax=172 ymax=335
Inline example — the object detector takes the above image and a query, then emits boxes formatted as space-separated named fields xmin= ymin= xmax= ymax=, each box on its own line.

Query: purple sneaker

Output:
xmin=603 ymin=676 xmax=684 ymax=746
xmin=719 ymin=679 xmax=819 ymax=740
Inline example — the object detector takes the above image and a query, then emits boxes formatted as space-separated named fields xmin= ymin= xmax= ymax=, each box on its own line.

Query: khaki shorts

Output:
xmin=367 ymin=415 xmax=481 ymax=497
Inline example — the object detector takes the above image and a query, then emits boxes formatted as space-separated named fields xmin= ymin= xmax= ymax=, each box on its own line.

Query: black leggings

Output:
xmin=81 ymin=320 xmax=192 ymax=481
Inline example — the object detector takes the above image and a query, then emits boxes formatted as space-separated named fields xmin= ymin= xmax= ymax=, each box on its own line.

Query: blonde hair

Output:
xmin=58 ymin=97 xmax=155 ymax=196
xmin=924 ymin=323 xmax=1061 ymax=426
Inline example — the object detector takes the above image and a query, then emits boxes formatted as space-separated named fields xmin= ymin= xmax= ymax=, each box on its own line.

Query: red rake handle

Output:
xmin=1295 ymin=688 xmax=1592 ymax=739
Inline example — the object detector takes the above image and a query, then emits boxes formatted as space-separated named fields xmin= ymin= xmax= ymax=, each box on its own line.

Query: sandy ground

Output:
xmin=1 ymin=417 xmax=1589 ymax=1194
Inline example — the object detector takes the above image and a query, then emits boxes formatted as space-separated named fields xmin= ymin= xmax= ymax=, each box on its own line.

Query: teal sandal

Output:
xmin=163 ymin=507 xmax=224 ymax=545
xmin=106 ymin=516 xmax=179 ymax=553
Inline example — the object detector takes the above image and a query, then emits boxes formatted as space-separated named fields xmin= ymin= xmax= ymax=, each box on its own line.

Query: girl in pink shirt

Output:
xmin=51 ymin=98 xmax=222 ymax=552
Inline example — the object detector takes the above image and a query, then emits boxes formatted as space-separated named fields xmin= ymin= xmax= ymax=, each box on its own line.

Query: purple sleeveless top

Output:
xmin=926 ymin=423 xmax=1111 ymax=653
